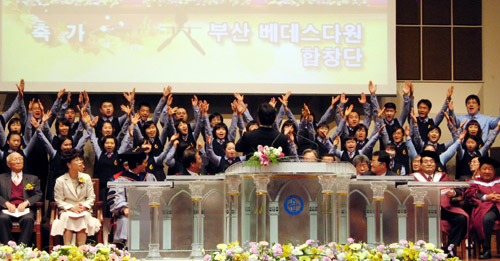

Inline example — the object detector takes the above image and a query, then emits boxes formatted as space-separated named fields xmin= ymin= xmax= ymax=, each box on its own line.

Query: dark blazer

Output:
xmin=235 ymin=126 xmax=291 ymax=157
xmin=363 ymin=170 xmax=398 ymax=176
xmin=0 ymin=173 xmax=43 ymax=208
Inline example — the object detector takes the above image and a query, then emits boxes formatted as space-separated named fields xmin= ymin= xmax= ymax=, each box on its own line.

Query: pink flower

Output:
xmin=109 ymin=253 xmax=119 ymax=261
xmin=399 ymin=240 xmax=408 ymax=246
xmin=250 ymin=247 xmax=259 ymax=254
xmin=89 ymin=246 xmax=98 ymax=254
xmin=257 ymin=145 xmax=264 ymax=152
xmin=109 ymin=244 xmax=117 ymax=249
xmin=322 ymin=258 xmax=332 ymax=261
xmin=249 ymin=242 xmax=257 ymax=247
xmin=318 ymin=245 xmax=326 ymax=250
xmin=306 ymin=239 xmax=315 ymax=245
xmin=347 ymin=238 xmax=355 ymax=244
xmin=416 ymin=240 xmax=426 ymax=246
xmin=7 ymin=241 xmax=16 ymax=247
xmin=377 ymin=244 xmax=385 ymax=252
xmin=53 ymin=245 xmax=61 ymax=251
xmin=79 ymin=245 xmax=90 ymax=252
xmin=327 ymin=242 xmax=336 ymax=248
xmin=30 ymin=252 xmax=37 ymax=258
xmin=279 ymin=152 xmax=284 ymax=158
xmin=203 ymin=254 xmax=212 ymax=261
xmin=58 ymin=256 xmax=69 ymax=261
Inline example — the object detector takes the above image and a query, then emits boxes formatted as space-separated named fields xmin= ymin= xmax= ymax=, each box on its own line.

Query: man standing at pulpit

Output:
xmin=108 ymin=148 xmax=156 ymax=243
xmin=412 ymin=151 xmax=468 ymax=255
xmin=0 ymin=152 xmax=43 ymax=245
xmin=465 ymin=156 xmax=500 ymax=259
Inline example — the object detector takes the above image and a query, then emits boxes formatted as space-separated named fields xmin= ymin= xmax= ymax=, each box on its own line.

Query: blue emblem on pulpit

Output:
xmin=284 ymin=195 xmax=304 ymax=216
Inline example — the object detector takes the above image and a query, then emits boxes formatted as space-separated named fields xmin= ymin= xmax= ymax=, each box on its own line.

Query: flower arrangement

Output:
xmin=78 ymin=177 xmax=86 ymax=186
xmin=0 ymin=241 xmax=136 ymax=261
xmin=204 ymin=239 xmax=460 ymax=261
xmin=245 ymin=145 xmax=285 ymax=167
xmin=24 ymin=183 xmax=35 ymax=191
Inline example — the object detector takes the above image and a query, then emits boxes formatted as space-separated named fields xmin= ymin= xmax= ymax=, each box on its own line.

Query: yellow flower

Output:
xmin=282 ymin=245 xmax=292 ymax=257
xmin=228 ymin=241 xmax=240 ymax=248
xmin=424 ymin=243 xmax=436 ymax=250
xmin=310 ymin=247 xmax=322 ymax=254
xmin=0 ymin=245 xmax=13 ymax=253
xmin=25 ymin=183 xmax=34 ymax=190
xmin=349 ymin=243 xmax=361 ymax=251
xmin=299 ymin=256 xmax=311 ymax=261
xmin=99 ymin=247 xmax=110 ymax=255
xmin=214 ymin=254 xmax=227 ymax=260
xmin=216 ymin=244 xmax=228 ymax=250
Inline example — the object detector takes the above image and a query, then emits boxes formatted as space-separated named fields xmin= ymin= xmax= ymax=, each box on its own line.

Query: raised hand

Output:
xmin=41 ymin=110 xmax=52 ymax=126
xmin=278 ymin=91 xmax=292 ymax=109
xmin=333 ymin=136 xmax=340 ymax=147
xmin=409 ymin=108 xmax=418 ymax=125
xmin=166 ymin=94 xmax=173 ymax=107
xmin=358 ymin=92 xmax=367 ymax=104
xmin=28 ymin=98 xmax=35 ymax=112
xmin=121 ymin=105 xmax=132 ymax=116
xmin=79 ymin=92 xmax=83 ymax=105
xmin=331 ymin=95 xmax=340 ymax=109
xmin=16 ymin=79 xmax=25 ymax=99
xmin=302 ymin=103 xmax=311 ymax=118
xmin=377 ymin=124 xmax=387 ymax=135
xmin=90 ymin=116 xmax=99 ymax=128
xmin=337 ymin=105 xmax=345 ymax=119
xmin=191 ymin=95 xmax=199 ymax=107
xmin=344 ymin=104 xmax=354 ymax=119
xmin=268 ymin=97 xmax=277 ymax=108
xmin=64 ymin=91 xmax=72 ymax=105
xmin=459 ymin=119 xmax=468 ymax=131
xmin=30 ymin=117 xmax=40 ymax=130
xmin=402 ymin=81 xmax=412 ymax=96
xmin=447 ymin=86 xmax=454 ymax=100
xmin=447 ymin=99 xmax=454 ymax=112
xmin=37 ymin=99 xmax=45 ymax=113
xmin=234 ymin=93 xmax=244 ymax=104
xmin=231 ymin=100 xmax=238 ymax=113
xmin=83 ymin=90 xmax=90 ymax=105
xmin=128 ymin=126 xmax=134 ymax=138
xmin=458 ymin=129 xmax=467 ymax=142
xmin=163 ymin=85 xmax=172 ymax=100
xmin=404 ymin=125 xmax=410 ymax=138
xmin=170 ymin=133 xmax=180 ymax=147
xmin=237 ymin=102 xmax=248 ymax=116
xmin=130 ymin=113 xmax=140 ymax=126
xmin=57 ymin=88 xmax=66 ymax=100
xmin=80 ymin=111 xmax=92 ymax=126
xmin=123 ymin=88 xmax=136 ymax=103
xmin=340 ymin=92 xmax=349 ymax=104
xmin=168 ymin=106 xmax=178 ymax=116
xmin=368 ymin=81 xmax=377 ymax=95
xmin=377 ymin=107 xmax=386 ymax=119
xmin=206 ymin=134 xmax=212 ymax=145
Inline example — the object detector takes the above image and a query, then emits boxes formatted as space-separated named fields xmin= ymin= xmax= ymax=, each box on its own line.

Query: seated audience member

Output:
xmin=470 ymin=157 xmax=481 ymax=179
xmin=50 ymin=149 xmax=101 ymax=245
xmin=108 ymin=148 xmax=156 ymax=243
xmin=412 ymin=155 xmax=422 ymax=173
xmin=0 ymin=152 xmax=42 ymax=245
xmin=236 ymin=103 xmax=294 ymax=157
xmin=302 ymin=149 xmax=318 ymax=162
xmin=180 ymin=147 xmax=207 ymax=175
xmin=465 ymin=157 xmax=500 ymax=259
xmin=385 ymin=144 xmax=406 ymax=175
xmin=353 ymin=155 xmax=370 ymax=175
xmin=365 ymin=151 xmax=397 ymax=176
xmin=413 ymin=151 xmax=468 ymax=254
xmin=321 ymin=154 xmax=336 ymax=163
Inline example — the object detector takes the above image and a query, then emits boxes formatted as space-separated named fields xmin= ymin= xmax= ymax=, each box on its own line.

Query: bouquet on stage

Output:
xmin=245 ymin=145 xmax=285 ymax=167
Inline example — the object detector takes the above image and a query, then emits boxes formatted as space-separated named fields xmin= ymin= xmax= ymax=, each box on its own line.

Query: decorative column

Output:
xmin=410 ymin=188 xmax=427 ymax=242
xmin=335 ymin=174 xmax=351 ymax=244
xmin=268 ymin=201 xmax=279 ymax=243
xmin=397 ymin=205 xmax=407 ymax=241
xmin=427 ymin=205 xmax=438 ymax=245
xmin=162 ymin=206 xmax=172 ymax=250
xmin=309 ymin=201 xmax=318 ymax=240
xmin=252 ymin=175 xmax=270 ymax=242
xmin=226 ymin=175 xmax=241 ymax=243
xmin=145 ymin=188 xmax=163 ymax=259
xmin=370 ymin=181 xmax=387 ymax=245
xmin=189 ymin=183 xmax=205 ymax=259
xmin=318 ymin=175 xmax=335 ymax=243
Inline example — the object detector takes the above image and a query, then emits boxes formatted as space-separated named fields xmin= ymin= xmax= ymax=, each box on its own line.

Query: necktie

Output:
xmin=228 ymin=159 xmax=233 ymax=164
xmin=14 ymin=174 xmax=21 ymax=186
xmin=107 ymin=153 xmax=112 ymax=159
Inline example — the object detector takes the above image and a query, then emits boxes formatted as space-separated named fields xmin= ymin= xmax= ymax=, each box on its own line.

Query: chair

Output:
xmin=49 ymin=178 xmax=103 ymax=250
xmin=11 ymin=201 xmax=43 ymax=250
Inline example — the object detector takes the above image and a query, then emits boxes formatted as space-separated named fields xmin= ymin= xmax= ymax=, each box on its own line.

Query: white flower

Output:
xmin=291 ymin=248 xmax=304 ymax=256
xmin=248 ymin=254 xmax=258 ymax=260
xmin=233 ymin=246 xmax=243 ymax=254
xmin=259 ymin=241 xmax=269 ymax=247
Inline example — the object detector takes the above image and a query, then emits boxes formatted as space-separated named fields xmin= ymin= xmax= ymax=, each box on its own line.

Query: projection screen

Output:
xmin=1 ymin=0 xmax=396 ymax=94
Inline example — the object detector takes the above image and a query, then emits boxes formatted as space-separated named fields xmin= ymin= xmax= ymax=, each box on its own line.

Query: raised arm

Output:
xmin=396 ymin=81 xmax=412 ymax=126
xmin=360 ymin=92 xmax=372 ymax=129
xmin=152 ymin=86 xmax=171 ymax=124
xmin=360 ymin=125 xmax=385 ymax=156
xmin=1 ymin=80 xmax=24 ymax=126
xmin=480 ymin=122 xmax=500 ymax=156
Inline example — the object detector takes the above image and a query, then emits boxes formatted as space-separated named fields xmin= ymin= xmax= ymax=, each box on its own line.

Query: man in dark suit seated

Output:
xmin=0 ymin=152 xmax=43 ymax=245
xmin=364 ymin=151 xmax=397 ymax=176
xmin=236 ymin=103 xmax=293 ymax=157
